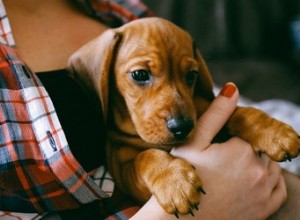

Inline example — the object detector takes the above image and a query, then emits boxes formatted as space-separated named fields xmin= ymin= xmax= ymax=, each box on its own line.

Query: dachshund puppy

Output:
xmin=68 ymin=17 xmax=300 ymax=216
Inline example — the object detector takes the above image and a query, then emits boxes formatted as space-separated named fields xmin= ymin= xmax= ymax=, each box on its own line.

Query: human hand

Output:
xmin=132 ymin=83 xmax=286 ymax=220
xmin=268 ymin=170 xmax=300 ymax=220
xmin=173 ymin=138 xmax=286 ymax=220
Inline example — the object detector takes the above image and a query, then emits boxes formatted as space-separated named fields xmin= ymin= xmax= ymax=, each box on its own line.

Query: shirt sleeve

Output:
xmin=0 ymin=0 xmax=153 ymax=217
xmin=0 ymin=43 xmax=108 ymax=213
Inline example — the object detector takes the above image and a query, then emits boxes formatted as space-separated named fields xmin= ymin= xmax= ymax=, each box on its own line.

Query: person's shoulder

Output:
xmin=82 ymin=0 xmax=154 ymax=27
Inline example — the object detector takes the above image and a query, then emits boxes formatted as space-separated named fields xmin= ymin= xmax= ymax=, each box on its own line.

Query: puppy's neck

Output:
xmin=108 ymin=130 xmax=157 ymax=149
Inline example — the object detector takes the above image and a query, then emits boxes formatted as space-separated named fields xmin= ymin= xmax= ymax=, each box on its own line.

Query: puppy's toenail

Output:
xmin=198 ymin=187 xmax=206 ymax=195
xmin=284 ymin=153 xmax=292 ymax=162
xmin=256 ymin=151 xmax=262 ymax=157
xmin=189 ymin=208 xmax=195 ymax=217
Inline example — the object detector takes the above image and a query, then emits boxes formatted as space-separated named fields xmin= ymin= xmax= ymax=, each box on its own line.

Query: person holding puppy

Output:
xmin=133 ymin=83 xmax=300 ymax=220
xmin=0 ymin=0 xmax=298 ymax=219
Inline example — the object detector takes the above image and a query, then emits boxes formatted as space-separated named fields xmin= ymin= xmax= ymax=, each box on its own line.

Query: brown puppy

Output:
xmin=68 ymin=17 xmax=300 ymax=216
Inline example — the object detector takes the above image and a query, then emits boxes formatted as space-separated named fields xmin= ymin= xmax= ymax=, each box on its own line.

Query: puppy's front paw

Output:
xmin=151 ymin=158 xmax=204 ymax=217
xmin=252 ymin=118 xmax=300 ymax=162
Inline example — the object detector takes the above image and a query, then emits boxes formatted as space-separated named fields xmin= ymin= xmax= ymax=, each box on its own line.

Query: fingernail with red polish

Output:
xmin=220 ymin=83 xmax=236 ymax=98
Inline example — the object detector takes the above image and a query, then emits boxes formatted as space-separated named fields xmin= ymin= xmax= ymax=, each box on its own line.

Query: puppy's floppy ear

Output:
xmin=193 ymin=44 xmax=215 ymax=102
xmin=68 ymin=29 xmax=122 ymax=120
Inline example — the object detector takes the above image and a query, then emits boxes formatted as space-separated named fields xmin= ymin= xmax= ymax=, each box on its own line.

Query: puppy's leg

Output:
xmin=119 ymin=148 xmax=203 ymax=216
xmin=227 ymin=106 xmax=300 ymax=161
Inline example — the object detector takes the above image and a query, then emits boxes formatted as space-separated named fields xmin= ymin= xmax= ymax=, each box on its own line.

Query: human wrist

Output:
xmin=131 ymin=196 xmax=179 ymax=220
xmin=131 ymin=196 xmax=211 ymax=220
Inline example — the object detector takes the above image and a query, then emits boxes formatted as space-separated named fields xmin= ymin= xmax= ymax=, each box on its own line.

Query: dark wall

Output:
xmin=144 ymin=0 xmax=300 ymax=60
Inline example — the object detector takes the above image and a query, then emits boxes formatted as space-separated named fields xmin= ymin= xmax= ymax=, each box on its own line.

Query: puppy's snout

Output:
xmin=167 ymin=117 xmax=194 ymax=140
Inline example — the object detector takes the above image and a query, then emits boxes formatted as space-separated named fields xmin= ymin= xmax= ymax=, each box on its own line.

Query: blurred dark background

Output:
xmin=143 ymin=0 xmax=300 ymax=104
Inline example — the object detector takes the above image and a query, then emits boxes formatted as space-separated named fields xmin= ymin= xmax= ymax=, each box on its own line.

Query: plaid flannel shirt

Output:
xmin=0 ymin=0 xmax=152 ymax=218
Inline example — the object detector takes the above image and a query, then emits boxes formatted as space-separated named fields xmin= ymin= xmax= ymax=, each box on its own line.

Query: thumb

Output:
xmin=192 ymin=82 xmax=239 ymax=150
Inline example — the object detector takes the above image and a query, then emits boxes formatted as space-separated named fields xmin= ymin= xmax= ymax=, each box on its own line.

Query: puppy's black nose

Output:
xmin=167 ymin=117 xmax=194 ymax=139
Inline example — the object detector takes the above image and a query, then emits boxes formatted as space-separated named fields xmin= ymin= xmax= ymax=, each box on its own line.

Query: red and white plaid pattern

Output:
xmin=0 ymin=43 xmax=107 ymax=213
xmin=0 ymin=0 xmax=14 ymax=46
xmin=0 ymin=0 xmax=152 ymax=219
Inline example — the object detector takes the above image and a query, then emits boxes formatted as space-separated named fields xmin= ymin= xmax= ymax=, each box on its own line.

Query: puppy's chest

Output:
xmin=107 ymin=130 xmax=173 ymax=163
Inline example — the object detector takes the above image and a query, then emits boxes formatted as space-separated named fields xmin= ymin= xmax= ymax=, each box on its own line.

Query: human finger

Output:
xmin=259 ymin=154 xmax=272 ymax=167
xmin=192 ymin=82 xmax=239 ymax=150
xmin=263 ymin=174 xmax=287 ymax=219
xmin=266 ymin=161 xmax=282 ymax=189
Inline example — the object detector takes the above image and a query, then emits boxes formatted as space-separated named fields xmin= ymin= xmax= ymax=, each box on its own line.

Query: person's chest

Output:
xmin=4 ymin=2 xmax=108 ymax=72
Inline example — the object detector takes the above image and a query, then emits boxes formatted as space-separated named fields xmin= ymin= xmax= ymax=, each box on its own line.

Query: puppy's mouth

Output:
xmin=146 ymin=117 xmax=195 ymax=149
xmin=132 ymin=116 xmax=195 ymax=150
xmin=157 ymin=137 xmax=190 ymax=150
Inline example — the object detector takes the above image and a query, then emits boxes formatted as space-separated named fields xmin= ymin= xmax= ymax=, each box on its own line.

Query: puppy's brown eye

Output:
xmin=131 ymin=69 xmax=151 ymax=85
xmin=186 ymin=70 xmax=198 ymax=86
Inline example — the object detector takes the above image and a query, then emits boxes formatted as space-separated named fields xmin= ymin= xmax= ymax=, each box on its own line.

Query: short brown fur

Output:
xmin=68 ymin=18 xmax=300 ymax=216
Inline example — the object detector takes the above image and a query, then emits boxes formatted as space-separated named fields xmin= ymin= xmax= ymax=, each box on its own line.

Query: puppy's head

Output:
xmin=69 ymin=18 xmax=214 ymax=148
